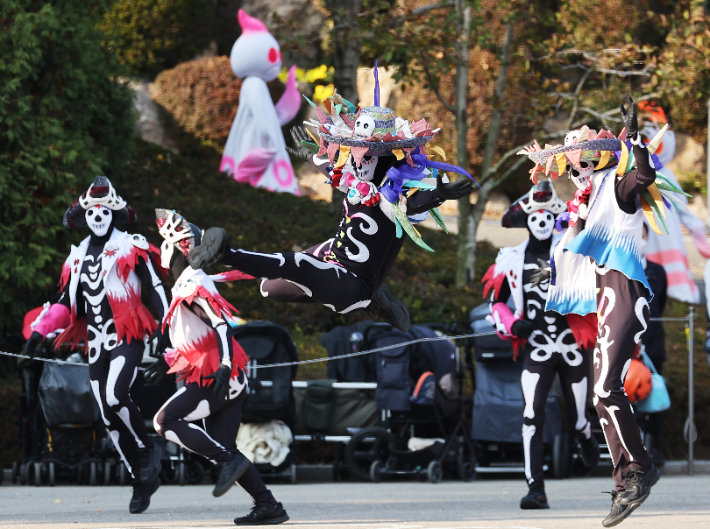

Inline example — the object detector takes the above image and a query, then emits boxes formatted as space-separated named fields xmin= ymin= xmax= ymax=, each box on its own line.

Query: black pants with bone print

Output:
xmin=153 ymin=381 xmax=276 ymax=506
xmin=594 ymin=269 xmax=652 ymax=491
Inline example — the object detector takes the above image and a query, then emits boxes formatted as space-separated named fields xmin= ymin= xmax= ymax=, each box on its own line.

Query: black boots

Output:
xmin=520 ymin=481 xmax=549 ymax=509
xmin=365 ymin=284 xmax=410 ymax=333
xmin=129 ymin=477 xmax=160 ymax=514
xmin=234 ymin=502 xmax=289 ymax=526
xmin=213 ymin=452 xmax=251 ymax=497
xmin=138 ymin=444 xmax=163 ymax=483
xmin=579 ymin=433 xmax=600 ymax=470
xmin=601 ymin=465 xmax=661 ymax=527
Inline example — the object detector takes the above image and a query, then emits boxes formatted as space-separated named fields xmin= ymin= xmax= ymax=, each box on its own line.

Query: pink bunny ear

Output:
xmin=238 ymin=9 xmax=268 ymax=35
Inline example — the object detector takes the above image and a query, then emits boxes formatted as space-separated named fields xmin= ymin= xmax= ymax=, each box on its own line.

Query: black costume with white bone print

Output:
xmin=483 ymin=181 xmax=596 ymax=508
xmin=24 ymin=177 xmax=169 ymax=514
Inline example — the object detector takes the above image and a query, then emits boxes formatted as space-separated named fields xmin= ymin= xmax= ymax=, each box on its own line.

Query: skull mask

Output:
xmin=527 ymin=210 xmax=554 ymax=241
xmin=354 ymin=154 xmax=378 ymax=182
xmin=353 ymin=115 xmax=375 ymax=138
xmin=85 ymin=205 xmax=112 ymax=237
xmin=567 ymin=160 xmax=594 ymax=190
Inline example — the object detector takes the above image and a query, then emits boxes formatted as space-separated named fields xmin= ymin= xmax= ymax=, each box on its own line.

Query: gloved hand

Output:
xmin=286 ymin=126 xmax=317 ymax=161
xmin=530 ymin=258 xmax=551 ymax=287
xmin=203 ymin=364 xmax=232 ymax=400
xmin=436 ymin=173 xmax=473 ymax=201
xmin=511 ymin=319 xmax=535 ymax=339
xmin=620 ymin=94 xmax=638 ymax=140
xmin=149 ymin=325 xmax=171 ymax=358
xmin=24 ymin=331 xmax=45 ymax=359
xmin=144 ymin=356 xmax=170 ymax=384
xmin=188 ymin=227 xmax=228 ymax=270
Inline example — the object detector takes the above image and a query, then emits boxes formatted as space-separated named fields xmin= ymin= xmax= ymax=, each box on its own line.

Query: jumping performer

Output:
xmin=151 ymin=209 xmax=289 ymax=526
xmin=518 ymin=95 xmax=686 ymax=526
xmin=481 ymin=180 xmax=599 ymax=510
xmin=23 ymin=176 xmax=168 ymax=513
xmin=189 ymin=75 xmax=475 ymax=330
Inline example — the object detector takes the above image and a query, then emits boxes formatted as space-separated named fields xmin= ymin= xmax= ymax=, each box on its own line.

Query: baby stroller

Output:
xmin=233 ymin=320 xmax=299 ymax=483
xmin=14 ymin=341 xmax=105 ymax=487
xmin=469 ymin=302 xmax=571 ymax=478
xmin=361 ymin=324 xmax=476 ymax=483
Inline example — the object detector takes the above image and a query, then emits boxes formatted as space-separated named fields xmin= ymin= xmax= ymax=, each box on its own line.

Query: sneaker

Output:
xmin=129 ymin=477 xmax=160 ymax=514
xmin=139 ymin=444 xmax=163 ymax=483
xmin=234 ymin=502 xmax=289 ymax=526
xmin=520 ymin=482 xmax=549 ymax=509
xmin=602 ymin=490 xmax=638 ymax=527
xmin=213 ymin=452 xmax=251 ymax=498
xmin=365 ymin=284 xmax=410 ymax=333
xmin=579 ymin=434 xmax=600 ymax=470
xmin=617 ymin=465 xmax=661 ymax=506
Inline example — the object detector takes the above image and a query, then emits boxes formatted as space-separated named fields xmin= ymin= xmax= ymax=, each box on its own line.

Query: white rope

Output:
xmin=0 ymin=331 xmax=496 ymax=370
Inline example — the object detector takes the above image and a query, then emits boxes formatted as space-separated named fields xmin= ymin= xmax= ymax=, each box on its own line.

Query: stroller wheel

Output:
xmin=103 ymin=461 xmax=112 ymax=486
xmin=344 ymin=428 xmax=393 ymax=482
xmin=186 ymin=461 xmax=205 ymax=484
xmin=12 ymin=462 xmax=18 ymax=484
xmin=48 ymin=462 xmax=55 ymax=487
xmin=34 ymin=462 xmax=43 ymax=487
xmin=552 ymin=433 xmax=571 ymax=479
xmin=426 ymin=460 xmax=443 ymax=484
xmin=88 ymin=461 xmax=98 ymax=486
xmin=456 ymin=447 xmax=476 ymax=482
xmin=118 ymin=462 xmax=129 ymax=485
xmin=20 ymin=463 xmax=28 ymax=485
xmin=369 ymin=460 xmax=385 ymax=483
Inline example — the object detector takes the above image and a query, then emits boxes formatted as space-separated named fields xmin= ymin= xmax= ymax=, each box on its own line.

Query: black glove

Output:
xmin=144 ymin=356 xmax=170 ymax=384
xmin=286 ymin=126 xmax=316 ymax=161
xmin=530 ymin=258 xmax=551 ymax=288
xmin=188 ymin=227 xmax=228 ymax=270
xmin=203 ymin=364 xmax=231 ymax=400
xmin=619 ymin=94 xmax=638 ymax=140
xmin=24 ymin=331 xmax=45 ymax=359
xmin=511 ymin=319 xmax=535 ymax=339
xmin=150 ymin=325 xmax=171 ymax=358
xmin=436 ymin=173 xmax=474 ymax=201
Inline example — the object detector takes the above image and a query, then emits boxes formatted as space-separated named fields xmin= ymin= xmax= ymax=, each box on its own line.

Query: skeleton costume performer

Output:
xmin=189 ymin=68 xmax=476 ymax=331
xmin=151 ymin=210 xmax=288 ymax=526
xmin=518 ymin=96 xmax=689 ymax=527
xmin=481 ymin=181 xmax=598 ymax=510
xmin=24 ymin=177 xmax=168 ymax=514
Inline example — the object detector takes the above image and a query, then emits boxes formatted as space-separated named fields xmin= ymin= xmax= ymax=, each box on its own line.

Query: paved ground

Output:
xmin=2 ymin=475 xmax=708 ymax=529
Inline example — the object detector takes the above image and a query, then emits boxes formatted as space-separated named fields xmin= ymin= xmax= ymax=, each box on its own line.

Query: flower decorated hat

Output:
xmin=302 ymin=62 xmax=439 ymax=166
xmin=517 ymin=124 xmax=668 ymax=184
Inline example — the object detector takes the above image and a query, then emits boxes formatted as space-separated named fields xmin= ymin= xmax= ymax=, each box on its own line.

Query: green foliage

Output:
xmin=101 ymin=0 xmax=213 ymax=78
xmin=0 ymin=0 xmax=135 ymax=341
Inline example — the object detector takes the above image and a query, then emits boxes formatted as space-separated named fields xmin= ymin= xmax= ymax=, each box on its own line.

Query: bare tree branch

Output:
xmin=565 ymin=68 xmax=592 ymax=130
xmin=393 ymin=1 xmax=454 ymax=26
xmin=420 ymin=57 xmax=456 ymax=114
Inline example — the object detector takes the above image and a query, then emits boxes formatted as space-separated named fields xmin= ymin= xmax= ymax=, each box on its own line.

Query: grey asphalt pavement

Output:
xmin=1 ymin=475 xmax=708 ymax=528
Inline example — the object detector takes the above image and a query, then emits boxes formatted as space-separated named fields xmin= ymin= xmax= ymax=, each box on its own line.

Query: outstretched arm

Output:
xmin=135 ymin=256 xmax=169 ymax=323
xmin=406 ymin=173 xmax=473 ymax=215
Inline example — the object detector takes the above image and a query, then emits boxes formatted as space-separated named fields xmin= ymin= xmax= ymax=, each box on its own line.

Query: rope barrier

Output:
xmin=0 ymin=331 xmax=496 ymax=370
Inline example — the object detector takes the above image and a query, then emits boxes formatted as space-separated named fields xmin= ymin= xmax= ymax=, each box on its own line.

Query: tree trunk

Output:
xmin=467 ymin=22 xmax=514 ymax=282
xmin=454 ymin=0 xmax=473 ymax=288
xmin=324 ymin=0 xmax=363 ymax=103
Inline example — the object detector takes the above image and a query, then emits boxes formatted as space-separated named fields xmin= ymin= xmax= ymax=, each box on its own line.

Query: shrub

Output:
xmin=0 ymin=0 xmax=135 ymax=341
xmin=152 ymin=57 xmax=286 ymax=147
xmin=100 ymin=0 xmax=213 ymax=78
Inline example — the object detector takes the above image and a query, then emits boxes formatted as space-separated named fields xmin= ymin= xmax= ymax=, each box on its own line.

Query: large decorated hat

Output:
xmin=63 ymin=176 xmax=136 ymax=229
xmin=517 ymin=124 xmax=668 ymax=183
xmin=303 ymin=62 xmax=438 ymax=166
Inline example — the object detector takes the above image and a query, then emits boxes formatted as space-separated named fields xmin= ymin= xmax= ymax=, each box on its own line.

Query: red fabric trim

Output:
xmin=109 ymin=287 xmax=157 ymax=344
xmin=168 ymin=334 xmax=248 ymax=386
xmin=54 ymin=318 xmax=87 ymax=352
xmin=566 ymin=313 xmax=598 ymax=349
xmin=211 ymin=270 xmax=256 ymax=283
xmin=481 ymin=264 xmax=505 ymax=300
xmin=59 ymin=263 xmax=71 ymax=291
xmin=116 ymin=246 xmax=147 ymax=282
xmin=511 ymin=337 xmax=527 ymax=362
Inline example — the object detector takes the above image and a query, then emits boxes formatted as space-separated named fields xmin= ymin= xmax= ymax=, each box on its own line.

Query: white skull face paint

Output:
xmin=527 ymin=209 xmax=554 ymax=241
xmin=355 ymin=154 xmax=378 ymax=182
xmin=85 ymin=205 xmax=112 ymax=236
xmin=568 ymin=160 xmax=594 ymax=190
xmin=353 ymin=115 xmax=375 ymax=138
